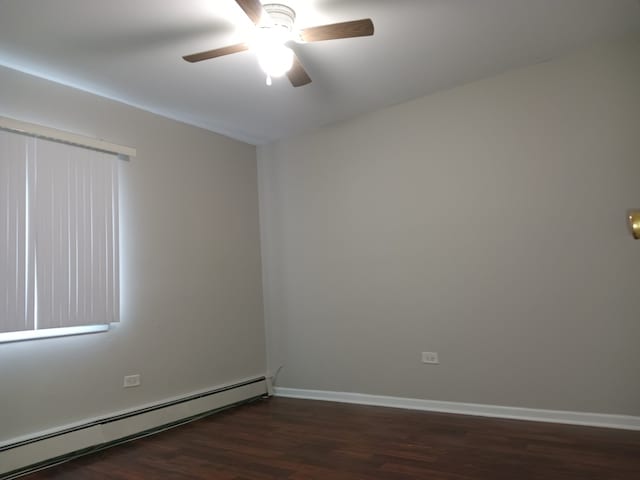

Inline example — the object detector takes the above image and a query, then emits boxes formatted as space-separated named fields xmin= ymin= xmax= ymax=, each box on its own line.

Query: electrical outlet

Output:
xmin=123 ymin=374 xmax=141 ymax=388
xmin=421 ymin=352 xmax=439 ymax=364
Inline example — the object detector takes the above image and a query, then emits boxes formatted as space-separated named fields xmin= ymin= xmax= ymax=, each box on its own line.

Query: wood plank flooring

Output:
xmin=23 ymin=397 xmax=640 ymax=479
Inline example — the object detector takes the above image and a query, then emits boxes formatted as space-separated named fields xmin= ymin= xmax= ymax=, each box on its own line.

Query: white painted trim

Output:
xmin=274 ymin=387 xmax=640 ymax=431
xmin=0 ymin=324 xmax=109 ymax=344
xmin=0 ymin=116 xmax=136 ymax=158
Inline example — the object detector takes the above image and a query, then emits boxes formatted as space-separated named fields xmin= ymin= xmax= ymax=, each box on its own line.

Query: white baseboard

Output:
xmin=274 ymin=387 xmax=640 ymax=431
xmin=1 ymin=377 xmax=268 ymax=478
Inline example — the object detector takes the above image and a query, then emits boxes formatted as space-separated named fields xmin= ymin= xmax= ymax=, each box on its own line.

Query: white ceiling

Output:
xmin=1 ymin=0 xmax=639 ymax=145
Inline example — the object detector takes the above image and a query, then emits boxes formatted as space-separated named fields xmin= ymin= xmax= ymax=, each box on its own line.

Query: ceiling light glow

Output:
xmin=257 ymin=42 xmax=294 ymax=78
xmin=251 ymin=27 xmax=294 ymax=83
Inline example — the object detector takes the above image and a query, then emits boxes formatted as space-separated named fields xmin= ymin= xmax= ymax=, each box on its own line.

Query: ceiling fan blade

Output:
xmin=235 ymin=0 xmax=265 ymax=25
xmin=287 ymin=55 xmax=312 ymax=87
xmin=183 ymin=43 xmax=248 ymax=63
xmin=300 ymin=18 xmax=374 ymax=42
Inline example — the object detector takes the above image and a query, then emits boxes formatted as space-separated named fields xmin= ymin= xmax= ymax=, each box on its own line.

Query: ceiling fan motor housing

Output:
xmin=263 ymin=3 xmax=296 ymax=32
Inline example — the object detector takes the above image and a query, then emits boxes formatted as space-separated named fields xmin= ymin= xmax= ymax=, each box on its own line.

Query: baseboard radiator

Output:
xmin=0 ymin=377 xmax=268 ymax=479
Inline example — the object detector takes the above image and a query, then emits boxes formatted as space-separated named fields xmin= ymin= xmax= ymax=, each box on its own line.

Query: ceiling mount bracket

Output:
xmin=262 ymin=3 xmax=296 ymax=31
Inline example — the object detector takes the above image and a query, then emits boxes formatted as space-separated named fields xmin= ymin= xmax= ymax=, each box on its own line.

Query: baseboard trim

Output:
xmin=274 ymin=387 xmax=640 ymax=431
xmin=1 ymin=376 xmax=268 ymax=478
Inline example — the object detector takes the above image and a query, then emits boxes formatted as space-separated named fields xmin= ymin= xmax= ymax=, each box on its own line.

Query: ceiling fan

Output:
xmin=182 ymin=0 xmax=374 ymax=87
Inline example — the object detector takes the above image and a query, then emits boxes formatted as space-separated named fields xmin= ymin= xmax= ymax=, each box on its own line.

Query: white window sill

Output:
xmin=0 ymin=324 xmax=110 ymax=344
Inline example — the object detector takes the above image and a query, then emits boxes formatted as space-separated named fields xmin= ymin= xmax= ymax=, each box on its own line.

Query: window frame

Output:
xmin=0 ymin=117 xmax=134 ymax=343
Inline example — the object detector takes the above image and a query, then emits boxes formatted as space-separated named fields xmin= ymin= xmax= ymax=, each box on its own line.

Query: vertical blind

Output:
xmin=0 ymin=131 xmax=30 ymax=332
xmin=0 ymin=130 xmax=119 ymax=334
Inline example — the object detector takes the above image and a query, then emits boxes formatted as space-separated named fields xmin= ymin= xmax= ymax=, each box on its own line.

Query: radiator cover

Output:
xmin=0 ymin=377 xmax=267 ymax=479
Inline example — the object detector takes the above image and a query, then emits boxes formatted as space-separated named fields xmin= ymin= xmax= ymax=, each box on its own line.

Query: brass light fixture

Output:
xmin=629 ymin=211 xmax=640 ymax=239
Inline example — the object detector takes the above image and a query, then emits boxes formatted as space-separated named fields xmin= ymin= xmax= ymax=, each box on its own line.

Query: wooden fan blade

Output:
xmin=287 ymin=55 xmax=312 ymax=87
xmin=300 ymin=19 xmax=374 ymax=42
xmin=183 ymin=43 xmax=248 ymax=63
xmin=236 ymin=0 xmax=265 ymax=25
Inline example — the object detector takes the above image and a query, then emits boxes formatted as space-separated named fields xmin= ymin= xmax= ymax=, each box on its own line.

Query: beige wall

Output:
xmin=258 ymin=36 xmax=640 ymax=415
xmin=0 ymin=67 xmax=265 ymax=442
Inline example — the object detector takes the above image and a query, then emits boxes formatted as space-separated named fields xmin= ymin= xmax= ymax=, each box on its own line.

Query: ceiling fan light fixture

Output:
xmin=250 ymin=4 xmax=296 ymax=81
xmin=257 ymin=42 xmax=294 ymax=78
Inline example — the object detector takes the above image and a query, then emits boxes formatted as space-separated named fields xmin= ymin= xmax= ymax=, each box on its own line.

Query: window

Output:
xmin=0 ymin=129 xmax=120 ymax=342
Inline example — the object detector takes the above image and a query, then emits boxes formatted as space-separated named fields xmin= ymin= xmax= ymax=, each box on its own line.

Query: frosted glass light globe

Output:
xmin=257 ymin=43 xmax=294 ymax=78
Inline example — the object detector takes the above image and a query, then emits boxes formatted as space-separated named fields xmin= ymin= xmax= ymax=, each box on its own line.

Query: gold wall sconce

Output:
xmin=629 ymin=211 xmax=640 ymax=239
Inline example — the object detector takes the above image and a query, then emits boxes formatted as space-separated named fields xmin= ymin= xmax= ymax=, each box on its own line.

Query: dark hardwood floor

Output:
xmin=22 ymin=397 xmax=640 ymax=479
